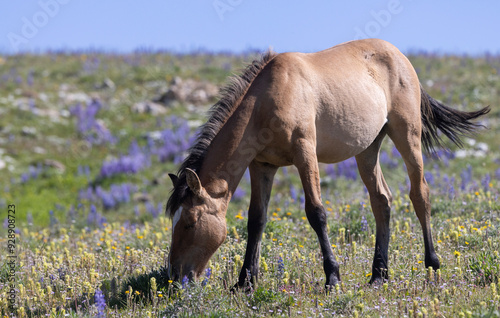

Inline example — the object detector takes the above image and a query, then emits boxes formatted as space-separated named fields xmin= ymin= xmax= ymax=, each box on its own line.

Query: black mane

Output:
xmin=166 ymin=50 xmax=277 ymax=217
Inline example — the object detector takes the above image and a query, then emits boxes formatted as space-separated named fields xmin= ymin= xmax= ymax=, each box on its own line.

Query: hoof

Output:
xmin=369 ymin=267 xmax=389 ymax=285
xmin=230 ymin=282 xmax=253 ymax=294
xmin=230 ymin=284 xmax=238 ymax=294
xmin=325 ymin=273 xmax=340 ymax=289
xmin=369 ymin=276 xmax=386 ymax=285
xmin=425 ymin=253 xmax=440 ymax=270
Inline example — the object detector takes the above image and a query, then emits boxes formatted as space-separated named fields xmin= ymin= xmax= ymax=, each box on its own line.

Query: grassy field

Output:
xmin=0 ymin=50 xmax=499 ymax=317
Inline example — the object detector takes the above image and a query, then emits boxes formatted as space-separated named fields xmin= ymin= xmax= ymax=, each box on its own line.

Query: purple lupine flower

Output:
xmin=87 ymin=204 xmax=98 ymax=226
xmin=182 ymin=275 xmax=189 ymax=288
xmin=391 ymin=146 xmax=402 ymax=159
xmin=70 ymin=99 xmax=115 ymax=145
xmin=424 ymin=171 xmax=435 ymax=186
xmin=99 ymin=141 xmax=150 ymax=178
xmin=282 ymin=166 xmax=288 ymax=177
xmin=84 ymin=165 xmax=91 ymax=177
xmin=448 ymin=185 xmax=456 ymax=200
xmin=299 ymin=195 xmax=305 ymax=209
xmin=289 ymin=184 xmax=297 ymax=202
xmin=481 ymin=174 xmax=491 ymax=192
xmin=277 ymin=256 xmax=285 ymax=278
xmin=27 ymin=70 xmax=34 ymax=86
xmin=82 ymin=183 xmax=136 ymax=210
xmin=94 ymin=288 xmax=106 ymax=318
xmin=145 ymin=202 xmax=158 ymax=218
xmin=202 ymin=267 xmax=212 ymax=286
xmin=157 ymin=203 xmax=163 ymax=217
xmin=361 ymin=215 xmax=369 ymax=232
xmin=460 ymin=165 xmax=473 ymax=191
xmin=233 ymin=187 xmax=246 ymax=201
xmin=20 ymin=173 xmax=29 ymax=183
xmin=67 ymin=206 xmax=76 ymax=222
xmin=380 ymin=151 xmax=398 ymax=169
xmin=98 ymin=216 xmax=107 ymax=228
xmin=153 ymin=119 xmax=193 ymax=163
xmin=95 ymin=186 xmax=115 ymax=210
xmin=28 ymin=98 xmax=36 ymax=112
xmin=326 ymin=158 xmax=358 ymax=181
xmin=49 ymin=210 xmax=58 ymax=228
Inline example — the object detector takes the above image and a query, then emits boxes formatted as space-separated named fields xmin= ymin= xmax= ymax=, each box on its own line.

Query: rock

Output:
xmin=189 ymin=89 xmax=209 ymax=104
xmin=131 ymin=101 xmax=167 ymax=115
xmin=133 ymin=192 xmax=152 ymax=203
xmin=60 ymin=109 xmax=70 ymax=118
xmin=38 ymin=93 xmax=49 ymax=102
xmin=14 ymin=97 xmax=63 ymax=122
xmin=33 ymin=147 xmax=46 ymax=154
xmin=58 ymin=85 xmax=90 ymax=105
xmin=33 ymin=108 xmax=61 ymax=122
xmin=46 ymin=135 xmax=66 ymax=146
xmin=153 ymin=77 xmax=219 ymax=106
xmin=21 ymin=126 xmax=37 ymax=137
xmin=94 ymin=78 xmax=116 ymax=91
xmin=14 ymin=97 xmax=33 ymax=111
xmin=61 ymin=92 xmax=90 ymax=104
xmin=153 ymin=89 xmax=178 ymax=106
xmin=142 ymin=131 xmax=162 ymax=141
xmin=43 ymin=159 xmax=66 ymax=173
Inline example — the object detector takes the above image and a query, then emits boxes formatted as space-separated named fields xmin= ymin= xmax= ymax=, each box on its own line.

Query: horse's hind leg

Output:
xmin=293 ymin=138 xmax=340 ymax=287
xmin=387 ymin=112 xmax=440 ymax=271
xmin=236 ymin=161 xmax=278 ymax=289
xmin=355 ymin=131 xmax=393 ymax=283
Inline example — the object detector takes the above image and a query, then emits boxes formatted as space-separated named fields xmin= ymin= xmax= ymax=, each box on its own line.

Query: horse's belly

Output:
xmin=316 ymin=137 xmax=371 ymax=163
xmin=315 ymin=114 xmax=386 ymax=163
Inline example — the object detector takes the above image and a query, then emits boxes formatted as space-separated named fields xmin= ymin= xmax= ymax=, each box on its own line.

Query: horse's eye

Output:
xmin=184 ymin=223 xmax=196 ymax=230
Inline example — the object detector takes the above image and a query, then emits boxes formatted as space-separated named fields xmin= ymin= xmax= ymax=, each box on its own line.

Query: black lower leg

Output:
xmin=306 ymin=204 xmax=340 ymax=286
xmin=237 ymin=217 xmax=265 ymax=288
xmin=423 ymin=235 xmax=440 ymax=270
xmin=370 ymin=242 xmax=389 ymax=283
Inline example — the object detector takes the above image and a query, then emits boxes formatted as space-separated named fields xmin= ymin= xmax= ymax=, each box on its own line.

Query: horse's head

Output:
xmin=166 ymin=168 xmax=227 ymax=281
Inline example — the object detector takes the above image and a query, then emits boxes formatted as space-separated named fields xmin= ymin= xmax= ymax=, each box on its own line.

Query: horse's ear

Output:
xmin=185 ymin=168 xmax=202 ymax=196
xmin=168 ymin=173 xmax=179 ymax=187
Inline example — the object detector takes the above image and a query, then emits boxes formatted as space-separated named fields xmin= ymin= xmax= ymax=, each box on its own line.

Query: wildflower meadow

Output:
xmin=0 ymin=51 xmax=499 ymax=317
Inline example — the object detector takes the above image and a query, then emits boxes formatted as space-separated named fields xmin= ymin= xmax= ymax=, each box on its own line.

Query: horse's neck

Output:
xmin=198 ymin=98 xmax=257 ymax=199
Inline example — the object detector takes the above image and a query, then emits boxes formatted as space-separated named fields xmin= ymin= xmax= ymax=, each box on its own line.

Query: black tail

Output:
xmin=420 ymin=85 xmax=490 ymax=154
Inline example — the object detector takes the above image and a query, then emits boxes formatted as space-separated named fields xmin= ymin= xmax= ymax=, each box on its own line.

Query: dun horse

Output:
xmin=166 ymin=39 xmax=489 ymax=288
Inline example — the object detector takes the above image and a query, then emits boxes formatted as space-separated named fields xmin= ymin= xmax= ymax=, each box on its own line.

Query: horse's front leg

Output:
xmin=235 ymin=161 xmax=277 ymax=290
xmin=293 ymin=138 xmax=340 ymax=288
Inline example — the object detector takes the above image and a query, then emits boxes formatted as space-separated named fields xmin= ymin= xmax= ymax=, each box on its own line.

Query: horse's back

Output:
xmin=251 ymin=39 xmax=420 ymax=165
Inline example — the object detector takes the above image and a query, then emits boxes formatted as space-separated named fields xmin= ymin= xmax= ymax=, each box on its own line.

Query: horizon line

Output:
xmin=2 ymin=45 xmax=500 ymax=58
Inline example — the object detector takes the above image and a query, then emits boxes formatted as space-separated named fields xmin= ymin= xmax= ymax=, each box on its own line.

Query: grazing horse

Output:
xmin=166 ymin=39 xmax=489 ymax=288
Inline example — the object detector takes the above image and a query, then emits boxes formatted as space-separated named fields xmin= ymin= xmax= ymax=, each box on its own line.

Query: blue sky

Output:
xmin=1 ymin=0 xmax=500 ymax=55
